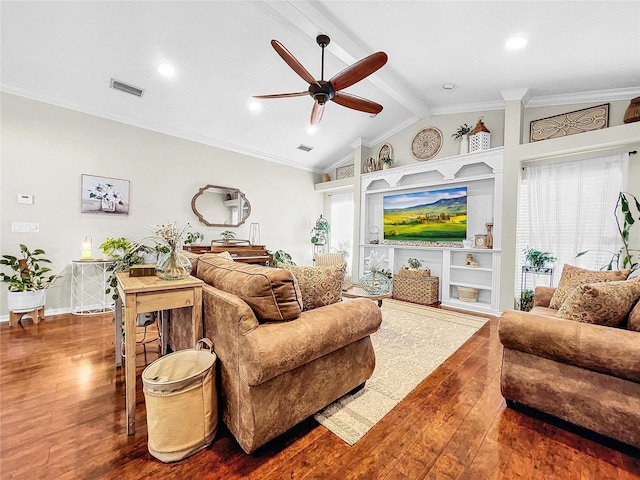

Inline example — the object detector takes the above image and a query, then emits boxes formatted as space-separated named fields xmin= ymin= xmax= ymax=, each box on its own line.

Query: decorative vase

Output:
xmin=101 ymin=198 xmax=116 ymax=212
xmin=156 ymin=248 xmax=192 ymax=280
xmin=359 ymin=271 xmax=391 ymax=295
xmin=459 ymin=134 xmax=469 ymax=155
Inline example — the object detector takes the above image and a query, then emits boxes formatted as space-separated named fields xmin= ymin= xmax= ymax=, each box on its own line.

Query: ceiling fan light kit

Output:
xmin=253 ymin=34 xmax=388 ymax=125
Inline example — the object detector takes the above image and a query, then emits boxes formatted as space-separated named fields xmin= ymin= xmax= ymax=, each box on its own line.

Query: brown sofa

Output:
xmin=499 ymin=284 xmax=640 ymax=448
xmin=170 ymin=254 xmax=382 ymax=453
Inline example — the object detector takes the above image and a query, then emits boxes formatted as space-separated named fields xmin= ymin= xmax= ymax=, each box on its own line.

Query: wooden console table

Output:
xmin=115 ymin=272 xmax=204 ymax=435
xmin=183 ymin=243 xmax=272 ymax=265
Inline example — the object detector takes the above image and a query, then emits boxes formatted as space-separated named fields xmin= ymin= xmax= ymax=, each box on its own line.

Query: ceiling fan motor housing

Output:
xmin=309 ymin=81 xmax=335 ymax=105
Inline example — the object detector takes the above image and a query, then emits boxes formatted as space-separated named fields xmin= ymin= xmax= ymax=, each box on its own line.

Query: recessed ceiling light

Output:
xmin=442 ymin=84 xmax=456 ymax=90
xmin=247 ymin=99 xmax=262 ymax=112
xmin=307 ymin=125 xmax=318 ymax=135
xmin=505 ymin=36 xmax=528 ymax=50
xmin=158 ymin=63 xmax=175 ymax=77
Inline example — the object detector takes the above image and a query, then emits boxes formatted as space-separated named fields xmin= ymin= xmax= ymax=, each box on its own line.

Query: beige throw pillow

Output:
xmin=549 ymin=264 xmax=630 ymax=310
xmin=555 ymin=279 xmax=640 ymax=327
xmin=281 ymin=264 xmax=345 ymax=311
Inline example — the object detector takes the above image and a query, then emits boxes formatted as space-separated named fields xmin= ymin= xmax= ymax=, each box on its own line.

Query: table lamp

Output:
xmin=81 ymin=236 xmax=92 ymax=260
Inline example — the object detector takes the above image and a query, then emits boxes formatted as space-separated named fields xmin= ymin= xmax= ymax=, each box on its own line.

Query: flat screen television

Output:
xmin=383 ymin=186 xmax=467 ymax=242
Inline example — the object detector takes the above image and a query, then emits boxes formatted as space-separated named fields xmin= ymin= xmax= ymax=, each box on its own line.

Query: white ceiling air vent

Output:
xmin=110 ymin=78 xmax=144 ymax=97
xmin=296 ymin=144 xmax=314 ymax=152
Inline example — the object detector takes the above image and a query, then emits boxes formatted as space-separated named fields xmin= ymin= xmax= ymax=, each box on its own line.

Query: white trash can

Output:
xmin=142 ymin=338 xmax=218 ymax=462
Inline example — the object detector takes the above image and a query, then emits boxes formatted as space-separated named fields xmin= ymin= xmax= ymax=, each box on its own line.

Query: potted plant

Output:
xmin=99 ymin=237 xmax=132 ymax=258
xmin=220 ymin=230 xmax=236 ymax=244
xmin=272 ymin=250 xmax=295 ymax=267
xmin=407 ymin=258 xmax=423 ymax=269
xmin=380 ymin=156 xmax=393 ymax=170
xmin=518 ymin=289 xmax=534 ymax=312
xmin=523 ymin=247 xmax=556 ymax=269
xmin=311 ymin=215 xmax=330 ymax=245
xmin=452 ymin=123 xmax=471 ymax=155
xmin=184 ymin=231 xmax=205 ymax=245
xmin=577 ymin=192 xmax=639 ymax=271
xmin=1 ymin=244 xmax=61 ymax=312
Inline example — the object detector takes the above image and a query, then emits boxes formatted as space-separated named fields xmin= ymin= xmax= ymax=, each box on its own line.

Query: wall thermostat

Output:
xmin=17 ymin=194 xmax=34 ymax=204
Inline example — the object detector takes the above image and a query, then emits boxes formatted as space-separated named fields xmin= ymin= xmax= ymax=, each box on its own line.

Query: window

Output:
xmin=516 ymin=152 xmax=629 ymax=295
xmin=328 ymin=192 xmax=354 ymax=276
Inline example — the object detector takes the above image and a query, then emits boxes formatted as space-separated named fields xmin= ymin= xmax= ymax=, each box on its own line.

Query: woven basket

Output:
xmin=392 ymin=275 xmax=439 ymax=305
xmin=457 ymin=286 xmax=480 ymax=302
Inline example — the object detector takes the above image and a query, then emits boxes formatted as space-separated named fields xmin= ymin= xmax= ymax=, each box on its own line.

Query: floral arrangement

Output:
xmin=147 ymin=222 xmax=191 ymax=250
xmin=365 ymin=250 xmax=387 ymax=272
xmin=88 ymin=182 xmax=124 ymax=206
xmin=452 ymin=124 xmax=471 ymax=140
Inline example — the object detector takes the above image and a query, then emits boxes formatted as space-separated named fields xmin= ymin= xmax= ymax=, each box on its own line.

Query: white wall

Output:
xmin=0 ymin=93 xmax=322 ymax=316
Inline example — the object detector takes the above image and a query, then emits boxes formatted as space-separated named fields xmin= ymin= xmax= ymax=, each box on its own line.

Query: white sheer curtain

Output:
xmin=519 ymin=152 xmax=628 ymax=288
xmin=328 ymin=192 xmax=354 ymax=275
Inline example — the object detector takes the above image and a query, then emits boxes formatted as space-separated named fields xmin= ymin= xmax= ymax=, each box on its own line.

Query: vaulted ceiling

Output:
xmin=2 ymin=1 xmax=639 ymax=172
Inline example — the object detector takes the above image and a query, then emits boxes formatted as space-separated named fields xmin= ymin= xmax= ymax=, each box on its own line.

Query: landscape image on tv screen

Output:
xmin=383 ymin=186 xmax=467 ymax=242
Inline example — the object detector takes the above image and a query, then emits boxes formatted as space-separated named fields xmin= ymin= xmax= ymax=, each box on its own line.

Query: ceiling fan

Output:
xmin=253 ymin=34 xmax=388 ymax=126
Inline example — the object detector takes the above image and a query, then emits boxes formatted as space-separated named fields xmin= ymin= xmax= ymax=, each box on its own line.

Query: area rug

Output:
xmin=314 ymin=300 xmax=489 ymax=445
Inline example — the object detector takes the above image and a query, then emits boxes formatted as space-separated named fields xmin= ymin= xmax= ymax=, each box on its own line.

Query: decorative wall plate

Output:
xmin=378 ymin=143 xmax=393 ymax=162
xmin=411 ymin=127 xmax=443 ymax=161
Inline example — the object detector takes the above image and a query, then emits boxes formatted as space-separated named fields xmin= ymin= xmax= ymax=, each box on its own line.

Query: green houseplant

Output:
xmin=518 ymin=289 xmax=534 ymax=312
xmin=220 ymin=230 xmax=236 ymax=244
xmin=523 ymin=247 xmax=556 ymax=269
xmin=100 ymin=237 xmax=132 ymax=258
xmin=311 ymin=215 xmax=330 ymax=245
xmin=272 ymin=250 xmax=295 ymax=267
xmin=577 ymin=192 xmax=640 ymax=271
xmin=184 ymin=231 xmax=205 ymax=245
xmin=1 ymin=244 xmax=61 ymax=312
xmin=407 ymin=258 xmax=423 ymax=269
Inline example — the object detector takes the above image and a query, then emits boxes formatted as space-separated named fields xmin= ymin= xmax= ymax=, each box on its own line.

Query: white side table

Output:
xmin=71 ymin=259 xmax=115 ymax=315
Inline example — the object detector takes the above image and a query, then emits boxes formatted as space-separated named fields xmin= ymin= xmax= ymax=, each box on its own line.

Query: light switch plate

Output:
xmin=11 ymin=222 xmax=39 ymax=233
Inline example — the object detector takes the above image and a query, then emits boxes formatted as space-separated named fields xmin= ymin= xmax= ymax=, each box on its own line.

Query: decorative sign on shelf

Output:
xmin=336 ymin=164 xmax=354 ymax=179
xmin=529 ymin=103 xmax=609 ymax=142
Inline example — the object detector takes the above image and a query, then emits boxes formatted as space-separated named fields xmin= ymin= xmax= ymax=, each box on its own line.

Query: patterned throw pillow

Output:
xmin=555 ymin=279 xmax=640 ymax=327
xmin=549 ymin=264 xmax=630 ymax=310
xmin=628 ymin=300 xmax=640 ymax=332
xmin=281 ymin=264 xmax=345 ymax=311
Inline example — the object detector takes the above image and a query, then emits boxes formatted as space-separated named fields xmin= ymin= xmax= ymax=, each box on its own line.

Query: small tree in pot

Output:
xmin=1 ymin=244 xmax=61 ymax=314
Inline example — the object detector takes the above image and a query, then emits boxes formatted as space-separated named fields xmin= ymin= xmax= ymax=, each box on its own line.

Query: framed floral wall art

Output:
xmin=81 ymin=174 xmax=130 ymax=215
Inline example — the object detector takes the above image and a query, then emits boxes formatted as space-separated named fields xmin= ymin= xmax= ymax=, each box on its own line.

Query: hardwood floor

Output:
xmin=2 ymin=311 xmax=640 ymax=479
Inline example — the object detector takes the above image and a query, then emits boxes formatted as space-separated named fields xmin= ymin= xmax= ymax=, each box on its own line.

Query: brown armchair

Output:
xmin=173 ymin=254 xmax=382 ymax=453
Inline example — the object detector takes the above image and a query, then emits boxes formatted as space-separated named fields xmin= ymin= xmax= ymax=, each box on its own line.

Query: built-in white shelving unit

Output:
xmin=358 ymin=147 xmax=504 ymax=315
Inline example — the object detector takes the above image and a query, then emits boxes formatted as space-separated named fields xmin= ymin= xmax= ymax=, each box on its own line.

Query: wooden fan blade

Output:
xmin=310 ymin=101 xmax=325 ymax=125
xmin=329 ymin=52 xmax=388 ymax=91
xmin=271 ymin=39 xmax=321 ymax=88
xmin=252 ymin=92 xmax=308 ymax=99
xmin=332 ymin=91 xmax=383 ymax=114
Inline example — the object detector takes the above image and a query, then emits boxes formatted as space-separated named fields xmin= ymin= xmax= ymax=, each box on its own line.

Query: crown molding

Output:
xmin=1 ymin=86 xmax=319 ymax=173
xmin=431 ymin=100 xmax=506 ymax=115
xmin=525 ymin=86 xmax=640 ymax=107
